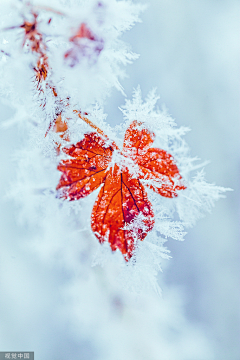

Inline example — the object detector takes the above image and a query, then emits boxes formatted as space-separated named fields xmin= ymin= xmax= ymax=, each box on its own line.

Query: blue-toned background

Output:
xmin=0 ymin=0 xmax=239 ymax=359
xmin=107 ymin=0 xmax=240 ymax=357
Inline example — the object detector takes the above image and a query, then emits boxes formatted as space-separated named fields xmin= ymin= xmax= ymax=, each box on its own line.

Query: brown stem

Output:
xmin=73 ymin=110 xmax=119 ymax=150
xmin=73 ymin=110 xmax=107 ymax=138
xmin=30 ymin=5 xmax=65 ymax=16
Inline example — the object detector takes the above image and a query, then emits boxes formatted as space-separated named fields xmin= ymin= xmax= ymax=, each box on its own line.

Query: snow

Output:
xmin=0 ymin=0 xmax=239 ymax=359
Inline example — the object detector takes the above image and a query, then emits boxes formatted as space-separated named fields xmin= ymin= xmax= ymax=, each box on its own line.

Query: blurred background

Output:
xmin=106 ymin=0 xmax=240 ymax=358
xmin=0 ymin=0 xmax=239 ymax=359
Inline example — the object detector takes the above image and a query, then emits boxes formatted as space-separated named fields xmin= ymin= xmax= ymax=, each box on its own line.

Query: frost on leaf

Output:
xmin=57 ymin=132 xmax=113 ymax=200
xmin=91 ymin=165 xmax=154 ymax=261
xmin=57 ymin=120 xmax=186 ymax=261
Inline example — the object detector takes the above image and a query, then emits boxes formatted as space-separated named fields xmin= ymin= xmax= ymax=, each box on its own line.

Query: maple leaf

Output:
xmin=56 ymin=120 xmax=186 ymax=261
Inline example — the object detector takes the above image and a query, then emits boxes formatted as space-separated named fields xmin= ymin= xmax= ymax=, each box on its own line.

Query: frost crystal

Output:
xmin=0 ymin=0 xmax=229 ymax=299
xmin=0 ymin=1 xmax=231 ymax=359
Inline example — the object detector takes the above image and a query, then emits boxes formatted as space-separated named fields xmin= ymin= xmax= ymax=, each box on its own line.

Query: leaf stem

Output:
xmin=73 ymin=110 xmax=106 ymax=137
xmin=73 ymin=110 xmax=119 ymax=150
xmin=30 ymin=5 xmax=65 ymax=16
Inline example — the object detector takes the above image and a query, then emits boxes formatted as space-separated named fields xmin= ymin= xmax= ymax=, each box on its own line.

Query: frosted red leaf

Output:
xmin=122 ymin=120 xmax=186 ymax=198
xmin=57 ymin=120 xmax=186 ymax=260
xmin=57 ymin=132 xmax=113 ymax=199
xmin=91 ymin=165 xmax=154 ymax=260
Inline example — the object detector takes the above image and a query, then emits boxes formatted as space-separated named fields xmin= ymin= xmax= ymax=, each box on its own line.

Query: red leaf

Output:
xmin=57 ymin=132 xmax=113 ymax=200
xmin=91 ymin=165 xmax=154 ymax=260
xmin=122 ymin=120 xmax=155 ymax=158
xmin=122 ymin=120 xmax=186 ymax=198
xmin=137 ymin=149 xmax=186 ymax=198
xmin=57 ymin=121 xmax=186 ymax=260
